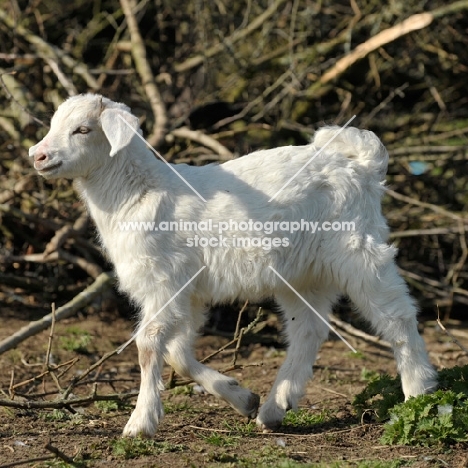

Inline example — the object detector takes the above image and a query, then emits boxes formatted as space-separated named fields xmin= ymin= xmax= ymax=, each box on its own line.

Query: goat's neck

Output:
xmin=76 ymin=146 xmax=167 ymax=230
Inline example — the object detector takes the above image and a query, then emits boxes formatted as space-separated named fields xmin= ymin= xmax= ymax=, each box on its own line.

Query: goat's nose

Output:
xmin=34 ymin=151 xmax=48 ymax=163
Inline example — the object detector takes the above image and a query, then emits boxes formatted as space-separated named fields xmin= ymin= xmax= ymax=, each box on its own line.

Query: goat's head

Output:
xmin=29 ymin=94 xmax=141 ymax=179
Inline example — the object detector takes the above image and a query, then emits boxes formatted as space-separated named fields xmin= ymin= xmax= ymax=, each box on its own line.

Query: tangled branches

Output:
xmin=0 ymin=0 xmax=467 ymax=324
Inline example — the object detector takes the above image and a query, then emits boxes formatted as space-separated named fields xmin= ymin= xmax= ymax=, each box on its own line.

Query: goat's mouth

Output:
xmin=36 ymin=161 xmax=63 ymax=173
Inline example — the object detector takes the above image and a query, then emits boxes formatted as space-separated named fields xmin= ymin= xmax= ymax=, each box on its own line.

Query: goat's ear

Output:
xmin=100 ymin=108 xmax=140 ymax=157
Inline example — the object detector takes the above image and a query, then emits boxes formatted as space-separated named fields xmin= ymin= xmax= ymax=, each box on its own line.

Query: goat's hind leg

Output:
xmin=345 ymin=251 xmax=437 ymax=398
xmin=165 ymin=306 xmax=260 ymax=419
xmin=257 ymin=289 xmax=337 ymax=432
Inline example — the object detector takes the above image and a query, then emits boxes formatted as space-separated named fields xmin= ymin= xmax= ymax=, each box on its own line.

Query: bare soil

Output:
xmin=0 ymin=309 xmax=467 ymax=468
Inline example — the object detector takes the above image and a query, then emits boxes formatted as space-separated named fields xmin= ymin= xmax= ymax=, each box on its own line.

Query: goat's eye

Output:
xmin=73 ymin=126 xmax=91 ymax=135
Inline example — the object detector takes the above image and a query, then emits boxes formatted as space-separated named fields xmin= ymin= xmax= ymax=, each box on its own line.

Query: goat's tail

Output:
xmin=312 ymin=126 xmax=389 ymax=181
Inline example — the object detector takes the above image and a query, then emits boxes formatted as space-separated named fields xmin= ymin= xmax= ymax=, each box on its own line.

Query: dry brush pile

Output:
xmin=1 ymin=0 xmax=468 ymax=330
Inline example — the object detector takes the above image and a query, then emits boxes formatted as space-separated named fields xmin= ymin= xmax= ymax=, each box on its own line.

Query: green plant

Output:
xmin=171 ymin=384 xmax=194 ymax=396
xmin=222 ymin=419 xmax=257 ymax=435
xmin=164 ymin=400 xmax=191 ymax=414
xmin=95 ymin=400 xmax=119 ymax=413
xmin=234 ymin=445 xmax=288 ymax=467
xmin=349 ymin=350 xmax=366 ymax=360
xmin=353 ymin=365 xmax=468 ymax=446
xmin=360 ymin=368 xmax=380 ymax=382
xmin=381 ymin=389 xmax=468 ymax=446
xmin=42 ymin=409 xmax=70 ymax=422
xmin=353 ymin=374 xmax=405 ymax=421
xmin=202 ymin=432 xmax=239 ymax=447
xmin=60 ymin=327 xmax=92 ymax=353
xmin=111 ymin=437 xmax=185 ymax=459
xmin=282 ymin=408 xmax=328 ymax=427
xmin=94 ymin=399 xmax=131 ymax=413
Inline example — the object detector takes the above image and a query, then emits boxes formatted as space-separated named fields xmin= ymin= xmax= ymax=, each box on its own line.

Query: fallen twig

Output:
xmin=0 ymin=391 xmax=138 ymax=410
xmin=63 ymin=347 xmax=122 ymax=398
xmin=330 ymin=315 xmax=391 ymax=350
xmin=0 ymin=457 xmax=55 ymax=468
xmin=201 ymin=307 xmax=265 ymax=365
xmin=0 ymin=272 xmax=116 ymax=355
xmin=44 ymin=440 xmax=77 ymax=466
xmin=11 ymin=358 xmax=78 ymax=392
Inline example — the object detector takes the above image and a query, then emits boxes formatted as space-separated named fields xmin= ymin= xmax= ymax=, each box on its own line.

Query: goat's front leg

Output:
xmin=122 ymin=331 xmax=166 ymax=437
xmin=165 ymin=305 xmax=260 ymax=419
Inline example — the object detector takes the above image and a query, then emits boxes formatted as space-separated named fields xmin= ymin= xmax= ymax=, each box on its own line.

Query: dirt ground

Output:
xmin=0 ymin=307 xmax=467 ymax=468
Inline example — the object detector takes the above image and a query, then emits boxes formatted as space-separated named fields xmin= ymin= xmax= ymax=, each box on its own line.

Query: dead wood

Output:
xmin=120 ymin=0 xmax=168 ymax=147
xmin=170 ymin=127 xmax=234 ymax=160
xmin=0 ymin=391 xmax=138 ymax=410
xmin=0 ymin=272 xmax=115 ymax=355
xmin=1 ymin=0 xmax=467 ymax=348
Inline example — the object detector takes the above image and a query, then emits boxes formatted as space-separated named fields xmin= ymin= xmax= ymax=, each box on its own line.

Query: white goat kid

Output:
xmin=29 ymin=94 xmax=437 ymax=437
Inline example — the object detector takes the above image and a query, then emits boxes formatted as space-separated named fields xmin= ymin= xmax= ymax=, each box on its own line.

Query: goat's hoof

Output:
xmin=258 ymin=421 xmax=281 ymax=433
xmin=230 ymin=391 xmax=260 ymax=418
xmin=402 ymin=366 xmax=438 ymax=400
xmin=246 ymin=392 xmax=261 ymax=419
xmin=122 ymin=413 xmax=159 ymax=438
xmin=256 ymin=402 xmax=286 ymax=432
xmin=122 ymin=424 xmax=156 ymax=438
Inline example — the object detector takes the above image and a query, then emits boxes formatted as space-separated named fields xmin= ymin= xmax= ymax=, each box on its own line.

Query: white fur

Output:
xmin=29 ymin=94 xmax=437 ymax=437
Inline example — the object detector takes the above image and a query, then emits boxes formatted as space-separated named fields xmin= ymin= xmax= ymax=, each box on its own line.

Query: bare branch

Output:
xmin=120 ymin=0 xmax=168 ymax=147
xmin=0 ymin=272 xmax=115 ymax=355
xmin=173 ymin=0 xmax=289 ymax=73
xmin=170 ymin=127 xmax=234 ymax=160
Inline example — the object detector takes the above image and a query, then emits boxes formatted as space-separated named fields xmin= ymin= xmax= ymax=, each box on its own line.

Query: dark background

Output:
xmin=1 ymin=0 xmax=467 ymax=324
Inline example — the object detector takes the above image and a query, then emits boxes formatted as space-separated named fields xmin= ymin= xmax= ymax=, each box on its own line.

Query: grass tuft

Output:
xmin=282 ymin=408 xmax=329 ymax=427
xmin=111 ymin=437 xmax=185 ymax=459
xmin=59 ymin=327 xmax=92 ymax=353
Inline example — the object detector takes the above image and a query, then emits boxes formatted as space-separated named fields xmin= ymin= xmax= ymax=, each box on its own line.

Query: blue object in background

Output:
xmin=408 ymin=161 xmax=429 ymax=175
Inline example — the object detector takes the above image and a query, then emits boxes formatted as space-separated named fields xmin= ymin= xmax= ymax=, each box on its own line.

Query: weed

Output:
xmin=164 ymin=400 xmax=191 ymax=414
xmin=223 ymin=419 xmax=257 ymax=435
xmin=202 ymin=432 xmax=239 ymax=447
xmin=232 ymin=445 xmax=288 ymax=467
xmin=171 ymin=384 xmax=194 ymax=396
xmin=111 ymin=437 xmax=185 ymax=459
xmin=282 ymin=408 xmax=328 ymax=427
xmin=41 ymin=409 xmax=70 ymax=422
xmin=206 ymin=459 xmax=410 ymax=468
xmin=353 ymin=365 xmax=468 ymax=446
xmin=349 ymin=350 xmax=365 ymax=360
xmin=42 ymin=460 xmax=86 ymax=468
xmin=6 ymin=349 xmax=22 ymax=365
xmin=60 ymin=327 xmax=92 ymax=353
xmin=353 ymin=374 xmax=405 ymax=421
xmin=207 ymin=451 xmax=239 ymax=464
xmin=94 ymin=399 xmax=131 ymax=413
xmin=360 ymin=368 xmax=380 ymax=382
xmin=348 ymin=461 xmax=410 ymax=468
xmin=381 ymin=389 xmax=468 ymax=446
